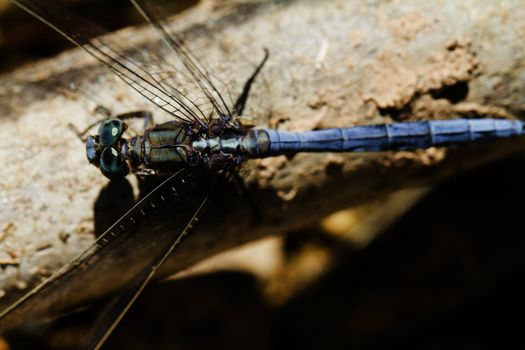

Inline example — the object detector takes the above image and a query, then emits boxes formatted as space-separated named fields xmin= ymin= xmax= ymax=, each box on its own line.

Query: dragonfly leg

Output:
xmin=233 ymin=48 xmax=270 ymax=118
xmin=68 ymin=110 xmax=154 ymax=142
xmin=112 ymin=110 xmax=154 ymax=130
xmin=143 ymin=112 xmax=154 ymax=130
xmin=68 ymin=104 xmax=113 ymax=141
xmin=94 ymin=104 xmax=112 ymax=117
xmin=68 ymin=119 xmax=102 ymax=143
xmin=133 ymin=168 xmax=156 ymax=177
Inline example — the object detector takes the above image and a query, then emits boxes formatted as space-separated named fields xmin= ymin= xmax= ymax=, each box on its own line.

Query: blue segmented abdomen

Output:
xmin=244 ymin=118 xmax=525 ymax=156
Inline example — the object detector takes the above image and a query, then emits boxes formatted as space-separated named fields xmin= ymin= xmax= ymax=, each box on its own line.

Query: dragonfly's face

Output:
xmin=86 ymin=119 xmax=130 ymax=179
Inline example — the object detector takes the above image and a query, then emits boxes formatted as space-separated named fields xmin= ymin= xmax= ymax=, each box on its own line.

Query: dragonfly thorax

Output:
xmin=191 ymin=133 xmax=244 ymax=169
xmin=122 ymin=120 xmax=245 ymax=175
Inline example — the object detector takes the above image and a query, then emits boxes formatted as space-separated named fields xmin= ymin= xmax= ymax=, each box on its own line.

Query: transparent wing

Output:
xmin=129 ymin=0 xmax=269 ymax=123
xmin=130 ymin=0 xmax=235 ymax=122
xmin=79 ymin=182 xmax=211 ymax=350
xmin=0 ymin=168 xmax=218 ymax=332
xmin=11 ymin=0 xmax=216 ymax=126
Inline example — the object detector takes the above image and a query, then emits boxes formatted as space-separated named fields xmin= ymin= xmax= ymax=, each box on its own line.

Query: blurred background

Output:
xmin=2 ymin=1 xmax=525 ymax=349
xmin=0 ymin=0 xmax=197 ymax=73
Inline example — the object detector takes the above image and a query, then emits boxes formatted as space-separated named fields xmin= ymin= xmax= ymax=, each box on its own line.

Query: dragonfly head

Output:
xmin=86 ymin=119 xmax=130 ymax=180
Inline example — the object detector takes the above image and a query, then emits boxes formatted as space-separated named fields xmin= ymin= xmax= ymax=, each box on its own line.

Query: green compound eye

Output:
xmin=99 ymin=147 xmax=129 ymax=179
xmin=98 ymin=119 xmax=124 ymax=146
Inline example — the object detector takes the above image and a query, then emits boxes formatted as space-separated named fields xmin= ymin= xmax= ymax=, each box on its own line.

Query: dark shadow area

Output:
xmin=0 ymin=0 xmax=198 ymax=73
xmin=5 ymin=155 xmax=525 ymax=349
xmin=5 ymin=272 xmax=272 ymax=350
xmin=430 ymin=81 xmax=470 ymax=104
xmin=275 ymin=155 xmax=525 ymax=349
xmin=107 ymin=272 xmax=272 ymax=350
xmin=93 ymin=178 xmax=135 ymax=236
xmin=378 ymin=104 xmax=414 ymax=121
xmin=92 ymin=172 xmax=194 ymax=237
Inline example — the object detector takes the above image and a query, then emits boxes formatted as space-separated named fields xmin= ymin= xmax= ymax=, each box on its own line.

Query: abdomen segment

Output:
xmin=246 ymin=118 xmax=524 ymax=156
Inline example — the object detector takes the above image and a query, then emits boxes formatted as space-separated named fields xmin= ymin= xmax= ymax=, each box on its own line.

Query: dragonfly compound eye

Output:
xmin=99 ymin=147 xmax=129 ymax=179
xmin=98 ymin=119 xmax=124 ymax=146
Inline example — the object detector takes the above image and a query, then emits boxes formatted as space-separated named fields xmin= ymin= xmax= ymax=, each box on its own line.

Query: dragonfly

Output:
xmin=2 ymin=0 xmax=525 ymax=348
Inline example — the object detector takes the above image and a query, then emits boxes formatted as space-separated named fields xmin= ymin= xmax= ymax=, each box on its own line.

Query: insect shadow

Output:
xmin=92 ymin=175 xmax=179 ymax=238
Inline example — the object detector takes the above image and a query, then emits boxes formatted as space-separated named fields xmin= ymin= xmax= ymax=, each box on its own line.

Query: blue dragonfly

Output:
xmin=2 ymin=0 xmax=524 ymax=349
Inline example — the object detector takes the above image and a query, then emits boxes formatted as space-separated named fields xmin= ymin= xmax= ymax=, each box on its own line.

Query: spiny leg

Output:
xmin=113 ymin=110 xmax=154 ymax=130
xmin=67 ymin=104 xmax=112 ymax=141
xmin=94 ymin=105 xmax=113 ymax=118
xmin=111 ymin=110 xmax=154 ymax=136
xmin=69 ymin=110 xmax=153 ymax=142
xmin=233 ymin=48 xmax=270 ymax=118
